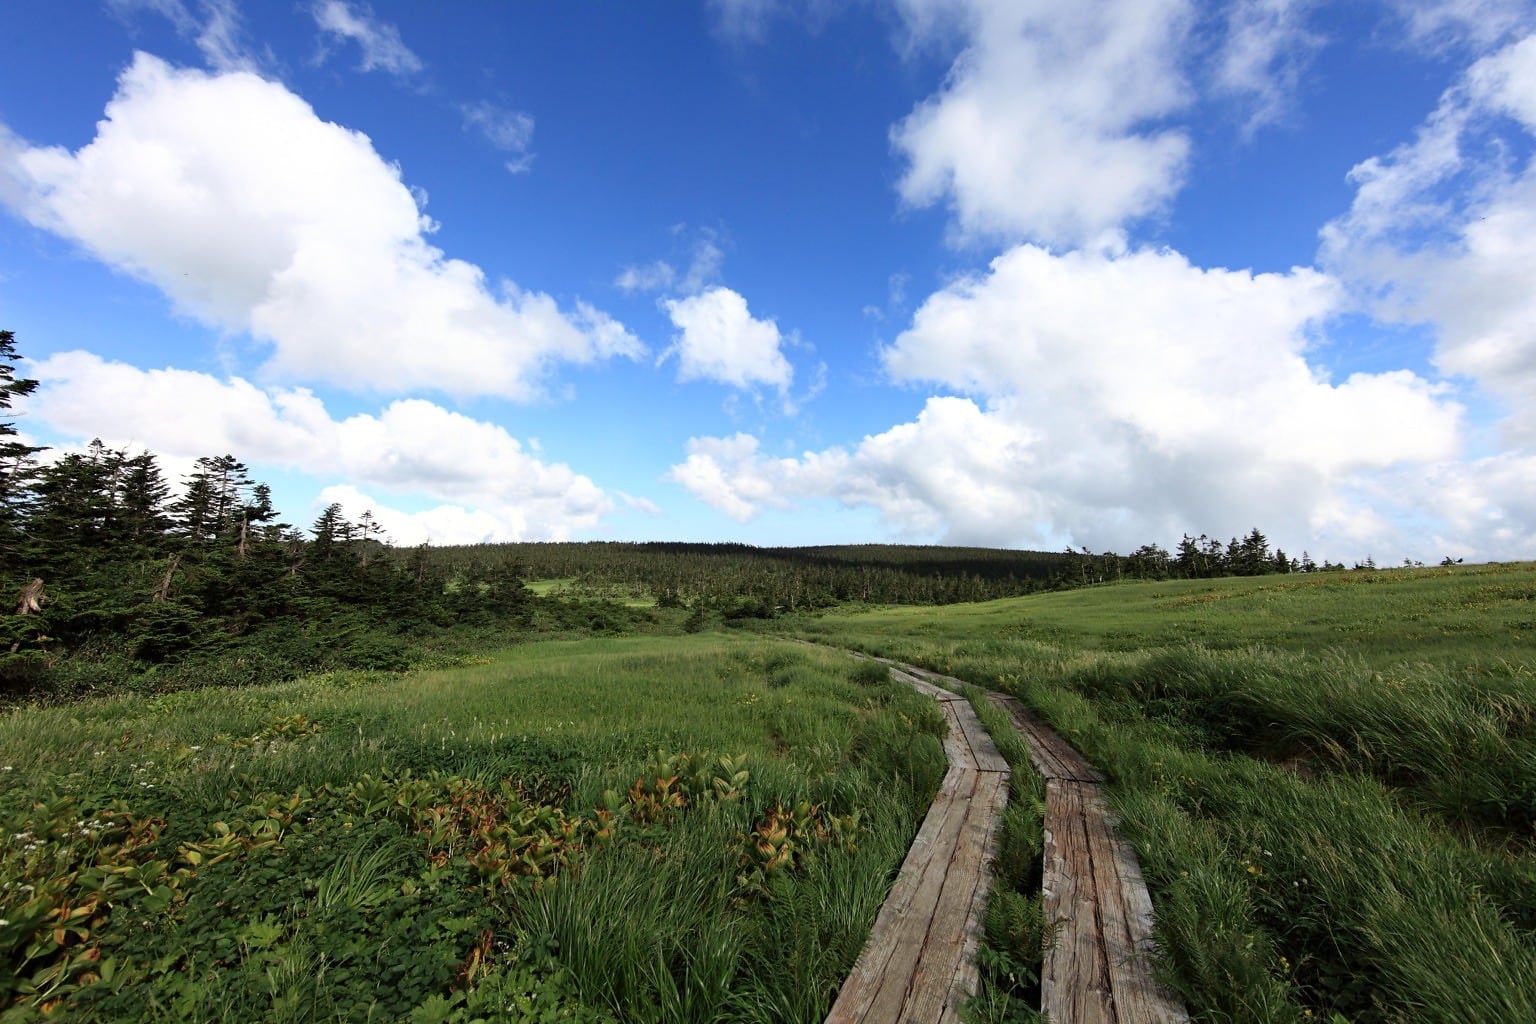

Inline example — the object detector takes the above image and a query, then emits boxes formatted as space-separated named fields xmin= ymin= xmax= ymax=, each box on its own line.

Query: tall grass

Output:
xmin=785 ymin=562 xmax=1536 ymax=1022
xmin=0 ymin=634 xmax=946 ymax=1022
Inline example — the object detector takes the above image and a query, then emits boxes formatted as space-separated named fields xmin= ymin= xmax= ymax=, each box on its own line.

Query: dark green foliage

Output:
xmin=418 ymin=539 xmax=1074 ymax=608
xmin=0 ymin=331 xmax=570 ymax=698
xmin=0 ymin=330 xmax=44 ymax=565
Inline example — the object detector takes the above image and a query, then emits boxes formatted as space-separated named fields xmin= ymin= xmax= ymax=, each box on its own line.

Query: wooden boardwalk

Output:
xmin=825 ymin=662 xmax=1010 ymax=1024
xmin=825 ymin=654 xmax=1189 ymax=1024
xmin=987 ymin=692 xmax=1190 ymax=1024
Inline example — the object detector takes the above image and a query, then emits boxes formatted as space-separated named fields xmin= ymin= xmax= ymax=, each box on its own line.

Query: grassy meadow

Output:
xmin=6 ymin=561 xmax=1535 ymax=1023
xmin=785 ymin=561 xmax=1536 ymax=1023
xmin=0 ymin=636 xmax=947 ymax=1022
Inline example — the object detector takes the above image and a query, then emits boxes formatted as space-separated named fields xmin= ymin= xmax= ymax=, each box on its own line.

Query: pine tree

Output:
xmin=174 ymin=455 xmax=254 ymax=543
xmin=0 ymin=331 xmax=44 ymax=563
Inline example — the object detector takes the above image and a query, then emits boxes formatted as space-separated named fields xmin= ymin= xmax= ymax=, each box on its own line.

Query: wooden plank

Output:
xmin=1101 ymin=821 xmax=1191 ymax=1023
xmin=989 ymin=693 xmax=1104 ymax=783
xmin=859 ymin=770 xmax=977 ymax=1021
xmin=938 ymin=700 xmax=977 ymax=772
xmin=819 ymin=645 xmax=1186 ymax=1024
xmin=954 ymin=700 xmax=1010 ymax=775
xmin=1081 ymin=788 xmax=1139 ymax=1020
xmin=1042 ymin=780 xmax=1117 ymax=1023
xmin=826 ymin=763 xmax=974 ymax=1022
xmin=827 ymin=661 xmax=1012 ymax=1024
xmin=942 ymin=770 xmax=1010 ymax=1021
xmin=908 ymin=771 xmax=1009 ymax=1022
xmin=891 ymin=666 xmax=963 ymax=703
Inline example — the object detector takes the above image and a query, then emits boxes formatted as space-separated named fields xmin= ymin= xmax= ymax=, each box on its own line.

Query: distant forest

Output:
xmin=422 ymin=528 xmax=1328 ymax=615
xmin=3 ymin=328 xmax=1356 ymax=699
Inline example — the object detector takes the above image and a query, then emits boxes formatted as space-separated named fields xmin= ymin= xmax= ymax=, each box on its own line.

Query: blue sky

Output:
xmin=2 ymin=0 xmax=1534 ymax=564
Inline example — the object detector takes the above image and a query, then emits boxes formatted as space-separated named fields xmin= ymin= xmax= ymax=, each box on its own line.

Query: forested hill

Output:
xmin=411 ymin=541 xmax=1076 ymax=610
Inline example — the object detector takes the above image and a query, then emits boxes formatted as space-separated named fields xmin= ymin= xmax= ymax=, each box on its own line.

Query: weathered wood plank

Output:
xmin=941 ymin=770 xmax=1011 ymax=1023
xmin=955 ymin=702 xmax=1010 ymax=775
xmin=989 ymin=693 xmax=1104 ymax=783
xmin=826 ymin=762 xmax=975 ymax=1022
xmin=859 ymin=769 xmax=976 ymax=1021
xmin=826 ymin=663 xmax=1010 ymax=1024
xmin=817 ymin=645 xmax=1186 ymax=1024
xmin=908 ymin=771 xmax=1009 ymax=1022
xmin=1043 ymin=779 xmax=1117 ymax=1023
xmin=1098 ymin=811 xmax=1191 ymax=1023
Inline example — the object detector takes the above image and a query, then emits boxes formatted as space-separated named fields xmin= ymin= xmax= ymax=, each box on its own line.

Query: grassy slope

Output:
xmin=0 ymin=635 xmax=946 ymax=1023
xmin=784 ymin=562 xmax=1536 ymax=1024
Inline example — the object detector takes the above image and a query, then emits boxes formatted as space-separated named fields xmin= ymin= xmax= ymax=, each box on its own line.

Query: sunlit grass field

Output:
xmin=0 ymin=635 xmax=946 ymax=1022
xmin=523 ymin=578 xmax=658 ymax=608
xmin=8 ymin=563 xmax=1533 ymax=1023
xmin=786 ymin=561 xmax=1536 ymax=1023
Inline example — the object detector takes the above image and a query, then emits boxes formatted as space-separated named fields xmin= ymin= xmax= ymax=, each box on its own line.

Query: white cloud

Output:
xmin=315 ymin=484 xmax=546 ymax=547
xmin=1387 ymin=0 xmax=1536 ymax=53
xmin=670 ymin=244 xmax=1474 ymax=558
xmin=26 ymin=351 xmax=612 ymax=542
xmin=1212 ymin=0 xmax=1323 ymax=133
xmin=1322 ymin=32 xmax=1536 ymax=441
xmin=661 ymin=287 xmax=794 ymax=390
xmin=109 ymin=0 xmax=255 ymax=72
xmin=462 ymin=101 xmax=536 ymax=174
xmin=891 ymin=0 xmax=1194 ymax=247
xmin=616 ymin=232 xmax=724 ymax=296
xmin=708 ymin=0 xmax=780 ymax=42
xmin=0 ymin=53 xmax=639 ymax=401
xmin=310 ymin=0 xmax=423 ymax=75
xmin=615 ymin=260 xmax=676 ymax=293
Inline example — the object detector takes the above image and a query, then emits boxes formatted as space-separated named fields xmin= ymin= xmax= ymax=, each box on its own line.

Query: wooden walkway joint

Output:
xmin=824 ymin=652 xmax=1189 ymax=1024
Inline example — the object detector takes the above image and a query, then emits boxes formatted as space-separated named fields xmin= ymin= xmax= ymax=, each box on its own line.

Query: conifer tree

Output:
xmin=0 ymin=331 xmax=43 ymax=563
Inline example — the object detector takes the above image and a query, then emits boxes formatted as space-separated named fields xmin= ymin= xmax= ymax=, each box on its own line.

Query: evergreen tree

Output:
xmin=118 ymin=452 xmax=173 ymax=549
xmin=174 ymin=455 xmax=254 ymax=543
xmin=1237 ymin=527 xmax=1271 ymax=575
xmin=0 ymin=331 xmax=44 ymax=563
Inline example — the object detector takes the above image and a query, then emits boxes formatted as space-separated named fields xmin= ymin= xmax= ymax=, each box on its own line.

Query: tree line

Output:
xmin=1 ymin=331 xmax=556 ymax=698
xmin=3 ymin=327 xmax=1380 ymax=697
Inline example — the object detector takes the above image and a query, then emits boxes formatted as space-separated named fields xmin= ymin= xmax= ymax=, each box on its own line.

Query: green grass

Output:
xmin=784 ymin=562 xmax=1536 ymax=1023
xmin=0 ymin=634 xmax=946 ymax=1022
xmin=525 ymin=578 xmax=659 ymax=608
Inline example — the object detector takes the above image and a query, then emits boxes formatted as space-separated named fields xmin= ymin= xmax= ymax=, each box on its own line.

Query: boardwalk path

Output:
xmin=824 ymin=654 xmax=1190 ymax=1024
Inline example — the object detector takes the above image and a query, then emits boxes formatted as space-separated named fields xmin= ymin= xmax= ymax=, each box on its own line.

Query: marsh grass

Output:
xmin=788 ymin=562 xmax=1536 ymax=1022
xmin=961 ymin=690 xmax=1047 ymax=1024
xmin=0 ymin=634 xmax=945 ymax=1022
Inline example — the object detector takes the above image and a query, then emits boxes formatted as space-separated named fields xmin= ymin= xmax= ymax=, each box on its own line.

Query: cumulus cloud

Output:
xmin=1322 ymin=32 xmax=1536 ymax=441
xmin=670 ymin=244 xmax=1472 ymax=558
xmin=310 ymin=0 xmax=423 ymax=75
xmin=891 ymin=0 xmax=1194 ymax=247
xmin=315 ymin=485 xmax=526 ymax=547
xmin=27 ymin=351 xmax=612 ymax=542
xmin=661 ymin=287 xmax=794 ymax=391
xmin=0 ymin=53 xmax=639 ymax=400
xmin=461 ymin=101 xmax=536 ymax=174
